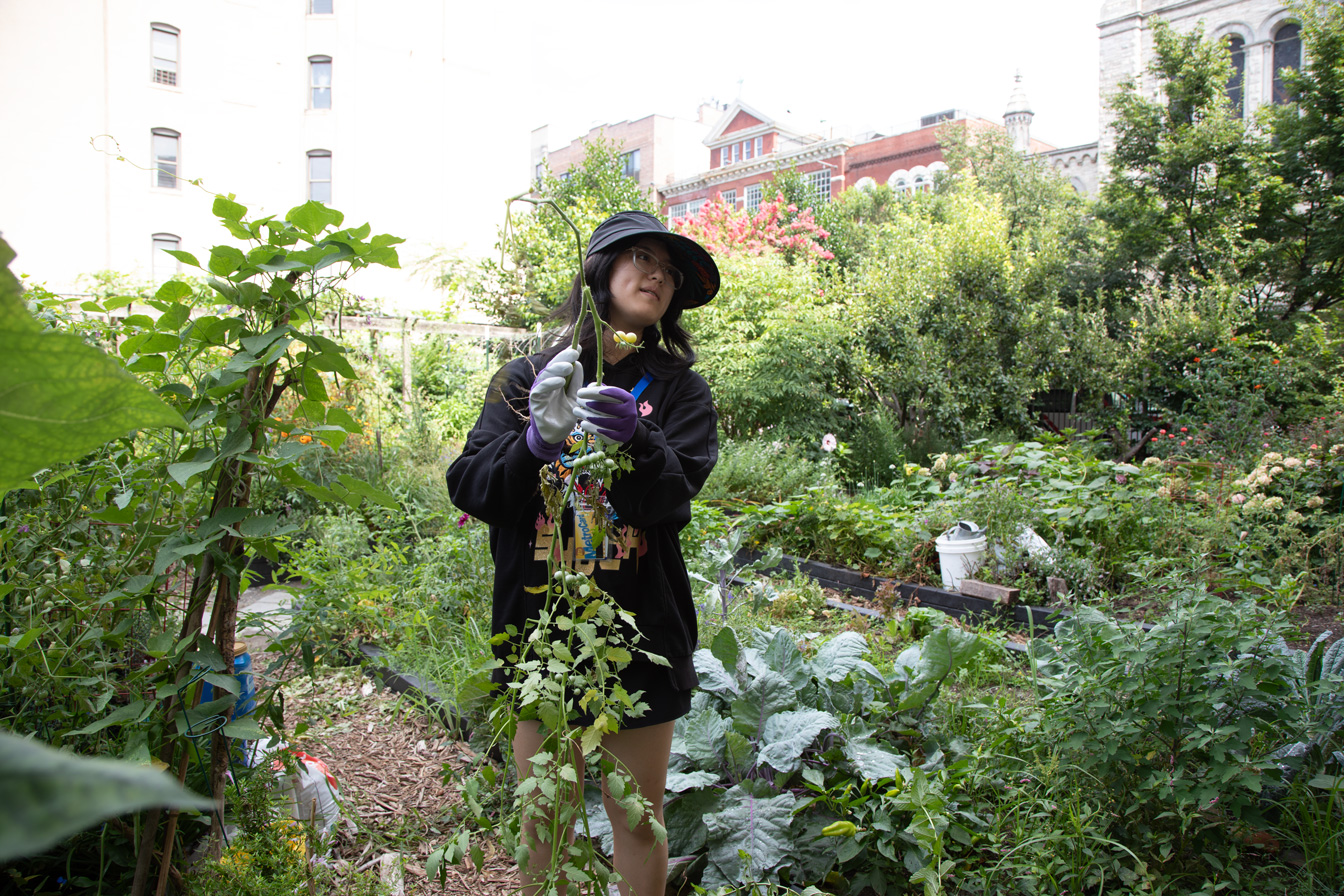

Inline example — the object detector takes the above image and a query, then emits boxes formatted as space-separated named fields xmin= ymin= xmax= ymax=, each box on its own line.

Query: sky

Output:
xmin=441 ymin=0 xmax=1104 ymax=254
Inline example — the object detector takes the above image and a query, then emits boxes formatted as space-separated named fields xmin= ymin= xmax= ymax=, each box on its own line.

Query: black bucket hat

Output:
xmin=587 ymin=210 xmax=720 ymax=308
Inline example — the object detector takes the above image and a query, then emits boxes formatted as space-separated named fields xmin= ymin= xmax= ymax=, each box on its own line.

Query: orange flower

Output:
xmin=298 ymin=434 xmax=313 ymax=444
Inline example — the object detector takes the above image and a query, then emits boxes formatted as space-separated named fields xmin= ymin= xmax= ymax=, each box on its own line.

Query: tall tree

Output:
xmin=429 ymin=137 xmax=656 ymax=328
xmin=1098 ymin=20 xmax=1271 ymax=303
xmin=1259 ymin=0 xmax=1344 ymax=318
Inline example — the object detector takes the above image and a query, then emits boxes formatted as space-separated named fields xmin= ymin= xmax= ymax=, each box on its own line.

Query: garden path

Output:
xmin=235 ymin=586 xmax=519 ymax=896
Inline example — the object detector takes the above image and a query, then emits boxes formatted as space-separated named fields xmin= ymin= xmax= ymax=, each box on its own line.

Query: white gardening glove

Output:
xmin=525 ymin=348 xmax=583 ymax=460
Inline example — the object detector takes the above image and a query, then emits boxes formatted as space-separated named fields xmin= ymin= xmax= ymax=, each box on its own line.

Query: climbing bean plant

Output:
xmin=1 ymin=197 xmax=401 ymax=893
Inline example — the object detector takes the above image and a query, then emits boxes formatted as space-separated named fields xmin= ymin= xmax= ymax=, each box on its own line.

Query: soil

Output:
xmin=251 ymin=649 xmax=519 ymax=896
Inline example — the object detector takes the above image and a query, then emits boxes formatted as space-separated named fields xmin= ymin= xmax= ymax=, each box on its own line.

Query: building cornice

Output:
xmin=847 ymin=142 xmax=942 ymax=171
xmin=662 ymin=136 xmax=852 ymax=198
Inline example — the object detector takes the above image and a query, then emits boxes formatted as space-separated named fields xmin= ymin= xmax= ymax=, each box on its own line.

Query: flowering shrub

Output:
xmin=672 ymin=193 xmax=833 ymax=263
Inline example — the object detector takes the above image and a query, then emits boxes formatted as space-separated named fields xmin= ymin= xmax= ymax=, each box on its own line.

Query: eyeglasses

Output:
xmin=629 ymin=248 xmax=683 ymax=290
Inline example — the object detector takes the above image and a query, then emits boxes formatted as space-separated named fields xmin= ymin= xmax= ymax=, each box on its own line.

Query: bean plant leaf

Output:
xmin=0 ymin=238 xmax=187 ymax=496
xmin=67 ymin=700 xmax=153 ymax=737
xmin=0 ymin=730 xmax=212 ymax=862
xmin=757 ymin=709 xmax=838 ymax=774
xmin=701 ymin=781 xmax=797 ymax=890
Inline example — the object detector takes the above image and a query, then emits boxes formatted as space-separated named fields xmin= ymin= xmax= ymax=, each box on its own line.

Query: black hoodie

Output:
xmin=445 ymin=347 xmax=718 ymax=693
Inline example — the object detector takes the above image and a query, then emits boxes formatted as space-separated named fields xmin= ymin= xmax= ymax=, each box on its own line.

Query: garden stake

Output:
xmin=152 ymin=748 xmax=191 ymax=896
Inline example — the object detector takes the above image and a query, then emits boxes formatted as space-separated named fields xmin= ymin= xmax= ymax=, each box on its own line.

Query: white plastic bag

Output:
xmin=276 ymin=750 xmax=342 ymax=836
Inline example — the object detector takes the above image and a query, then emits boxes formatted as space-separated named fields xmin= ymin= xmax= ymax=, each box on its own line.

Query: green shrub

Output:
xmin=1030 ymin=586 xmax=1307 ymax=879
xmin=699 ymin=438 xmax=842 ymax=505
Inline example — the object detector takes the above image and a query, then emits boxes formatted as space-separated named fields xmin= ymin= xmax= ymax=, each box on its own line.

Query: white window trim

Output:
xmin=309 ymin=55 xmax=332 ymax=110
xmin=151 ymin=127 xmax=181 ymax=190
xmin=745 ymin=183 xmax=762 ymax=213
xmin=307 ymin=149 xmax=332 ymax=203
xmin=807 ymin=168 xmax=832 ymax=203
xmin=150 ymin=23 xmax=179 ymax=88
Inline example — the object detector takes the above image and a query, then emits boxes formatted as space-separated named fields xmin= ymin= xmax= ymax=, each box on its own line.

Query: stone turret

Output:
xmin=1004 ymin=71 xmax=1034 ymax=153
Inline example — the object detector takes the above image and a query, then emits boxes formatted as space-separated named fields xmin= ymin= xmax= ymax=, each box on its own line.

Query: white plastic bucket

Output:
xmin=935 ymin=527 xmax=988 ymax=591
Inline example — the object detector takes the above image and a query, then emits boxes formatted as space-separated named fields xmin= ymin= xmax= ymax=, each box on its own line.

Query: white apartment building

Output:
xmin=0 ymin=0 xmax=459 ymax=308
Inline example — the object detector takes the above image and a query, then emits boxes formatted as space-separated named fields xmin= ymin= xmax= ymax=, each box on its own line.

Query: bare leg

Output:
xmin=600 ymin=721 xmax=674 ymax=896
xmin=513 ymin=720 xmax=582 ymax=896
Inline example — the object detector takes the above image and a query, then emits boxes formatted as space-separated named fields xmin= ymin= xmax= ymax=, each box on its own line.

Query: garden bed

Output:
xmin=744 ymin=549 xmax=1344 ymax=651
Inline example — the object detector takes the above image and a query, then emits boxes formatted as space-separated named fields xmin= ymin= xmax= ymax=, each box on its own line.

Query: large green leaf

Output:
xmin=0 ymin=730 xmax=212 ymax=862
xmin=729 ymin=669 xmax=796 ymax=738
xmin=692 ymin=648 xmax=738 ymax=698
xmin=0 ymin=239 xmax=186 ymax=496
xmin=761 ymin=629 xmax=809 ymax=691
xmin=701 ymin=780 xmax=797 ymax=890
xmin=670 ymin=706 xmax=730 ymax=768
xmin=757 ymin=709 xmax=837 ymax=774
xmin=663 ymin=788 xmax=720 ymax=856
xmin=813 ymin=631 xmax=882 ymax=682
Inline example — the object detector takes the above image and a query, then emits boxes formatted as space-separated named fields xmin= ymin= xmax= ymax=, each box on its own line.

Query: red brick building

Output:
xmin=661 ymin=100 xmax=1058 ymax=218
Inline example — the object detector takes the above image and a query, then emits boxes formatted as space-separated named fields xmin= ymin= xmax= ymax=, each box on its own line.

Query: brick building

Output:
xmin=530 ymin=110 xmax=712 ymax=199
xmin=659 ymin=98 xmax=1062 ymax=219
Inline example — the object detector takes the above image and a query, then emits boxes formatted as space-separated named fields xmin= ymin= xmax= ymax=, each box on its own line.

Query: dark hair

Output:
xmin=545 ymin=235 xmax=697 ymax=376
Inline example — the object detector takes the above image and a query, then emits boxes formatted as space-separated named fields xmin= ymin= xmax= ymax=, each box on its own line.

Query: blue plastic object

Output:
xmin=200 ymin=641 xmax=258 ymax=764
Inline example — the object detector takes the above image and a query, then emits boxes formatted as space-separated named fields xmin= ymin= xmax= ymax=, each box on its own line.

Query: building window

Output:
xmin=1273 ymin=23 xmax=1302 ymax=105
xmin=742 ymin=140 xmax=751 ymax=160
xmin=151 ymin=128 xmax=180 ymax=188
xmin=807 ymin=169 xmax=831 ymax=203
xmin=745 ymin=183 xmax=762 ymax=212
xmin=152 ymin=233 xmax=180 ymax=282
xmin=1225 ymin=35 xmax=1245 ymax=117
xmin=754 ymin=136 xmax=762 ymax=157
xmin=310 ymin=0 xmax=333 ymax=12
xmin=308 ymin=150 xmax=331 ymax=202
xmin=720 ymin=189 xmax=736 ymax=208
xmin=534 ymin=162 xmax=543 ymax=189
xmin=622 ymin=148 xmax=641 ymax=181
xmin=309 ymin=55 xmax=332 ymax=109
xmin=688 ymin=198 xmax=707 ymax=217
xmin=668 ymin=202 xmax=688 ymax=219
xmin=151 ymin=23 xmax=179 ymax=86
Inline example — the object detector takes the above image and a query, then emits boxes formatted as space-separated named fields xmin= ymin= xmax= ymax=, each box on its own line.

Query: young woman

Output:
xmin=445 ymin=210 xmax=720 ymax=895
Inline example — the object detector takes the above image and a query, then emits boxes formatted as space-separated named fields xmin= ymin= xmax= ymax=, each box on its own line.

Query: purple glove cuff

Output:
xmin=525 ymin=420 xmax=564 ymax=460
xmin=579 ymin=387 xmax=638 ymax=444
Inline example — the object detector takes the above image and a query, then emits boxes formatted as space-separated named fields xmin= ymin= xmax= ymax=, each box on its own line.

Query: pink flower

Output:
xmin=821 ymin=433 xmax=838 ymax=453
